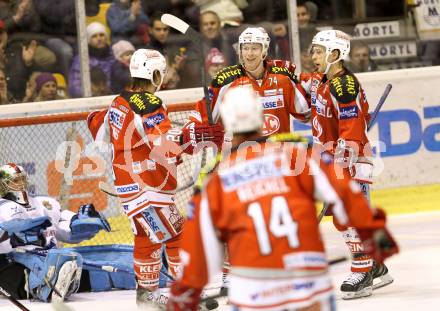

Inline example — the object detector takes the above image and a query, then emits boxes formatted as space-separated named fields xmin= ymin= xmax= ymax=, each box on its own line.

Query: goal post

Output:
xmin=0 ymin=88 xmax=204 ymax=246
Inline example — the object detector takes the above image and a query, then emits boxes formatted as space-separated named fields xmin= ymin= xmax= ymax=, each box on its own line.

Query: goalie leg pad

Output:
xmin=12 ymin=248 xmax=82 ymax=302
xmin=342 ymin=228 xmax=373 ymax=273
xmin=66 ymin=245 xmax=136 ymax=291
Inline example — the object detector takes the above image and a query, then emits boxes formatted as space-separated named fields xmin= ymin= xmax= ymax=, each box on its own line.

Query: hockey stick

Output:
xmin=0 ymin=285 xmax=30 ymax=311
xmin=161 ymin=13 xmax=213 ymax=124
xmin=317 ymin=83 xmax=392 ymax=222
xmin=367 ymin=83 xmax=392 ymax=131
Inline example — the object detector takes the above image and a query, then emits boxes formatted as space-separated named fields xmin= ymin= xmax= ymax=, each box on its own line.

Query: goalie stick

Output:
xmin=0 ymin=285 xmax=30 ymax=311
xmin=318 ymin=83 xmax=393 ymax=222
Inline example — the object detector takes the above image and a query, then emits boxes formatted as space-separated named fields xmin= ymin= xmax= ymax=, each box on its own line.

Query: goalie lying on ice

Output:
xmin=0 ymin=163 xmax=134 ymax=302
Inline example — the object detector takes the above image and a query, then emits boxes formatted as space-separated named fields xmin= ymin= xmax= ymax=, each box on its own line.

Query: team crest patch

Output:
xmin=42 ymin=200 xmax=53 ymax=210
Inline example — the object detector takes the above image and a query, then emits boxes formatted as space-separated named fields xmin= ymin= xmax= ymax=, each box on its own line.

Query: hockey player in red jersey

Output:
xmin=87 ymin=49 xmax=223 ymax=308
xmin=190 ymin=27 xmax=310 ymax=136
xmin=167 ymin=87 xmax=398 ymax=311
xmin=300 ymin=30 xmax=393 ymax=299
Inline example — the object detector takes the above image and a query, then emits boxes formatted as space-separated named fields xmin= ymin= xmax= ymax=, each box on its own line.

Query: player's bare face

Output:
xmin=310 ymin=45 xmax=327 ymax=73
xmin=241 ymin=43 xmax=264 ymax=72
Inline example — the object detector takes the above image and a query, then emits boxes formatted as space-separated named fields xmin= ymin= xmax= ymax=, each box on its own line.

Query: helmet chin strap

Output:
xmin=151 ymin=70 xmax=164 ymax=91
xmin=324 ymin=52 xmax=341 ymax=75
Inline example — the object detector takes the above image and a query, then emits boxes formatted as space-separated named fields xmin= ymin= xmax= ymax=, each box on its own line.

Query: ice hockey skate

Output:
xmin=371 ymin=262 xmax=394 ymax=290
xmin=340 ymin=271 xmax=373 ymax=299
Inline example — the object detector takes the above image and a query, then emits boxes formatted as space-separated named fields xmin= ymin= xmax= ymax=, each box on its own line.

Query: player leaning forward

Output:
xmin=167 ymin=87 xmax=398 ymax=311
xmin=301 ymin=29 xmax=393 ymax=299
xmin=87 ymin=49 xmax=222 ymax=307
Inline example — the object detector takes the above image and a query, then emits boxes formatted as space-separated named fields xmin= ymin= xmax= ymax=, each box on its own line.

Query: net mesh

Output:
xmin=0 ymin=105 xmax=203 ymax=246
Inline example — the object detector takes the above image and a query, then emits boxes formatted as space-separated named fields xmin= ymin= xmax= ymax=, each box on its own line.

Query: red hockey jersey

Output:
xmin=194 ymin=62 xmax=310 ymax=136
xmin=300 ymin=70 xmax=371 ymax=157
xmin=87 ymin=90 xmax=180 ymax=218
xmin=174 ymin=141 xmax=382 ymax=310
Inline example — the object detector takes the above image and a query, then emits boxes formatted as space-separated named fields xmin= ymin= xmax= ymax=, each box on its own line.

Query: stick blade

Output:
xmin=99 ymin=181 xmax=118 ymax=197
xmin=161 ymin=14 xmax=189 ymax=34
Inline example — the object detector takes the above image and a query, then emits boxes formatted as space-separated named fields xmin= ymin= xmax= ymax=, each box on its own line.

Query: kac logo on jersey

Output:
xmin=262 ymin=114 xmax=280 ymax=136
xmin=109 ymin=108 xmax=126 ymax=130
xmin=339 ymin=105 xmax=358 ymax=119
xmin=144 ymin=113 xmax=165 ymax=128
xmin=115 ymin=183 xmax=140 ymax=194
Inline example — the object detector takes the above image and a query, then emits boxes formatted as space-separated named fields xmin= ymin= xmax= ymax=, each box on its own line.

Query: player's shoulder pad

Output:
xmin=126 ymin=92 xmax=163 ymax=115
xmin=329 ymin=73 xmax=359 ymax=104
xmin=269 ymin=64 xmax=298 ymax=82
xmin=211 ymin=65 xmax=245 ymax=88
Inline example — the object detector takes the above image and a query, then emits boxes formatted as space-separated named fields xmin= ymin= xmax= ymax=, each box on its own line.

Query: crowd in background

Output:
xmin=0 ymin=0 xmax=436 ymax=105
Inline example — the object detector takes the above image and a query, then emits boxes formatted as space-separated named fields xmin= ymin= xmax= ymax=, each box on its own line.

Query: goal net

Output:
xmin=0 ymin=88 xmax=207 ymax=246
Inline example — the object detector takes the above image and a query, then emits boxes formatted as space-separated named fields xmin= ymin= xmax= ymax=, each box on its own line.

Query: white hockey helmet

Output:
xmin=220 ymin=86 xmax=263 ymax=134
xmin=238 ymin=27 xmax=270 ymax=63
xmin=129 ymin=49 xmax=167 ymax=89
xmin=0 ymin=163 xmax=30 ymax=205
xmin=311 ymin=30 xmax=350 ymax=73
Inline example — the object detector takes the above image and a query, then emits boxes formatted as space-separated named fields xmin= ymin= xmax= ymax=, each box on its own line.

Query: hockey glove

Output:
xmin=0 ymin=216 xmax=52 ymax=247
xmin=357 ymin=208 xmax=399 ymax=264
xmin=181 ymin=123 xmax=224 ymax=154
xmin=69 ymin=204 xmax=111 ymax=242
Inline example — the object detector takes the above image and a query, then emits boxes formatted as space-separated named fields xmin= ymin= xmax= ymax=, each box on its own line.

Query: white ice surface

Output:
xmin=1 ymin=211 xmax=439 ymax=311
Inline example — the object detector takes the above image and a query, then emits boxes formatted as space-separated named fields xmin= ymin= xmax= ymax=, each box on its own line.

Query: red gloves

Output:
xmin=357 ymin=208 xmax=399 ymax=264
xmin=181 ymin=123 xmax=224 ymax=154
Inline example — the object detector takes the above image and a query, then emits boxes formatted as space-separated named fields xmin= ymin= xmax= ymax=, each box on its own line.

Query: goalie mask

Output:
xmin=129 ymin=49 xmax=167 ymax=90
xmin=0 ymin=163 xmax=30 ymax=206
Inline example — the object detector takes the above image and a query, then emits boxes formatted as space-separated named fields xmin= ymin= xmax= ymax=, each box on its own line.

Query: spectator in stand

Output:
xmin=53 ymin=73 xmax=69 ymax=99
xmin=33 ymin=72 xmax=65 ymax=102
xmin=205 ymin=47 xmax=227 ymax=81
xmin=111 ymin=40 xmax=135 ymax=93
xmin=146 ymin=12 xmax=170 ymax=55
xmin=34 ymin=0 xmax=77 ymax=80
xmin=297 ymin=2 xmax=318 ymax=51
xmin=0 ymin=68 xmax=16 ymax=104
xmin=346 ymin=41 xmax=377 ymax=73
xmin=180 ymin=11 xmax=236 ymax=88
xmin=145 ymin=12 xmax=186 ymax=90
xmin=68 ymin=22 xmax=115 ymax=97
xmin=192 ymin=0 xmax=248 ymax=27
xmin=90 ymin=66 xmax=111 ymax=96
xmin=106 ymin=0 xmax=150 ymax=47
xmin=0 ymin=0 xmax=41 ymax=35
xmin=5 ymin=38 xmax=57 ymax=101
